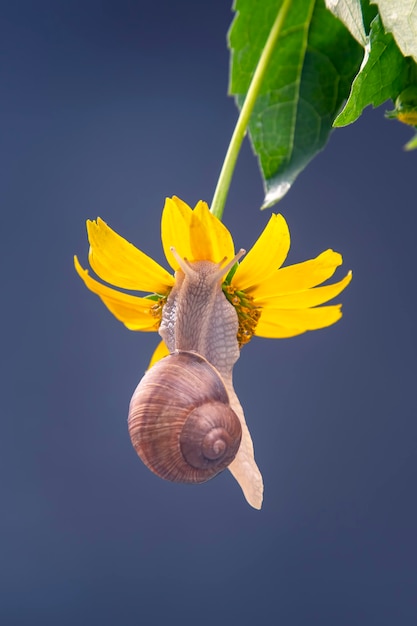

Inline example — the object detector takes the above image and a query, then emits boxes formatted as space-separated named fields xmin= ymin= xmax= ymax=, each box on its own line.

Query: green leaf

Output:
xmin=404 ymin=132 xmax=417 ymax=151
xmin=334 ymin=15 xmax=410 ymax=126
xmin=371 ymin=0 xmax=417 ymax=62
xmin=228 ymin=0 xmax=362 ymax=208
xmin=324 ymin=0 xmax=367 ymax=45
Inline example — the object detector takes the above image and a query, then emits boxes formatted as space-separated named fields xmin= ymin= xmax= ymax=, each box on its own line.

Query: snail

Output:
xmin=128 ymin=247 xmax=264 ymax=507
xmin=128 ymin=350 xmax=242 ymax=482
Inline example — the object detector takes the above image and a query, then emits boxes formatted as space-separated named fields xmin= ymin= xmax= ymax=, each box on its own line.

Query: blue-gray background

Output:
xmin=2 ymin=1 xmax=416 ymax=624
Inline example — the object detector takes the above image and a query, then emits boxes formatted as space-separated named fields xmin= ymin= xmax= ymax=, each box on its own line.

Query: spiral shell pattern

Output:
xmin=128 ymin=350 xmax=242 ymax=483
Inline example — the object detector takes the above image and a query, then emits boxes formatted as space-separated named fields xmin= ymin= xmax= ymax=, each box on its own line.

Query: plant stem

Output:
xmin=210 ymin=0 xmax=292 ymax=220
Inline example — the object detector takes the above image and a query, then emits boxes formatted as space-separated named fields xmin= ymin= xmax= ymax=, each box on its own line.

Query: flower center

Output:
xmin=148 ymin=293 xmax=168 ymax=328
xmin=222 ymin=285 xmax=261 ymax=347
xmin=149 ymin=283 xmax=261 ymax=349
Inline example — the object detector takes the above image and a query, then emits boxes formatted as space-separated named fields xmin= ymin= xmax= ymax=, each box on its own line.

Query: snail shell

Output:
xmin=128 ymin=350 xmax=242 ymax=483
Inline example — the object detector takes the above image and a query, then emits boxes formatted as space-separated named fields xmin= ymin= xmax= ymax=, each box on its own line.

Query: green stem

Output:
xmin=210 ymin=0 xmax=292 ymax=220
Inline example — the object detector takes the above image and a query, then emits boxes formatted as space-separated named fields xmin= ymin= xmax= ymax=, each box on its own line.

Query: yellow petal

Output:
xmin=171 ymin=196 xmax=194 ymax=213
xmin=255 ymin=304 xmax=343 ymax=338
xmin=251 ymin=249 xmax=343 ymax=300
xmin=87 ymin=218 xmax=174 ymax=293
xmin=74 ymin=256 xmax=159 ymax=331
xmin=189 ymin=201 xmax=235 ymax=262
xmin=233 ymin=214 xmax=290 ymax=291
xmin=256 ymin=271 xmax=352 ymax=309
xmin=148 ymin=340 xmax=170 ymax=369
xmin=161 ymin=197 xmax=193 ymax=271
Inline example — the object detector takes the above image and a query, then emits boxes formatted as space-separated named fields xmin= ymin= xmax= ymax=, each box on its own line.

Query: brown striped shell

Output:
xmin=128 ymin=350 xmax=242 ymax=483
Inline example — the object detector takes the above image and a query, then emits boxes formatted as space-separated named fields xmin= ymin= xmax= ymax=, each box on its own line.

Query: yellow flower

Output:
xmin=74 ymin=196 xmax=351 ymax=362
xmin=74 ymin=196 xmax=351 ymax=509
